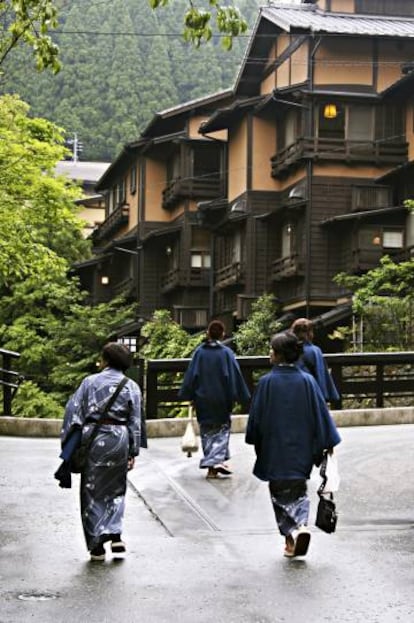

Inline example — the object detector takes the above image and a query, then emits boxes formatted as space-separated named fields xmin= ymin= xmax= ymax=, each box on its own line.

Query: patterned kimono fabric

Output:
xmin=80 ymin=423 xmax=129 ymax=551
xmin=199 ymin=421 xmax=231 ymax=468
xmin=269 ymin=480 xmax=310 ymax=536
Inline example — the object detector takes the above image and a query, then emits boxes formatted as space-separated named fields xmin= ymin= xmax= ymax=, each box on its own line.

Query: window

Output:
xmin=352 ymin=186 xmax=391 ymax=211
xmin=130 ymin=166 xmax=137 ymax=194
xmin=117 ymin=178 xmax=126 ymax=205
xmin=193 ymin=144 xmax=221 ymax=179
xmin=191 ymin=228 xmax=211 ymax=268
xmin=191 ymin=252 xmax=211 ymax=268
xmin=383 ymin=230 xmax=403 ymax=249
xmin=117 ymin=337 xmax=137 ymax=353
xmin=358 ymin=226 xmax=404 ymax=249
xmin=281 ymin=223 xmax=294 ymax=258
xmin=176 ymin=308 xmax=208 ymax=328
xmin=319 ymin=103 xmax=345 ymax=140
xmin=279 ymin=111 xmax=300 ymax=149
xmin=167 ymin=154 xmax=181 ymax=182
xmin=348 ymin=106 xmax=373 ymax=141
xmin=319 ymin=104 xmax=374 ymax=142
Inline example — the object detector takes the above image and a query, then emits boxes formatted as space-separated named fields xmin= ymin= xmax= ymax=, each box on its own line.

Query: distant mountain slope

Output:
xmin=1 ymin=0 xmax=260 ymax=161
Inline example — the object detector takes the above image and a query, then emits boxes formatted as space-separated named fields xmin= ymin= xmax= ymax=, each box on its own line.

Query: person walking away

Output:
xmin=179 ymin=320 xmax=250 ymax=479
xmin=60 ymin=342 xmax=143 ymax=561
xmin=290 ymin=318 xmax=340 ymax=405
xmin=245 ymin=331 xmax=341 ymax=558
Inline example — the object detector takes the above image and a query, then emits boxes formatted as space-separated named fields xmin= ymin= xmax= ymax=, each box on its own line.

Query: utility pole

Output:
xmin=66 ymin=132 xmax=83 ymax=162
xmin=73 ymin=132 xmax=78 ymax=162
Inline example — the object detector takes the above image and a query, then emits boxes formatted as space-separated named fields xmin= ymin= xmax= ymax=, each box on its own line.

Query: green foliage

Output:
xmin=233 ymin=294 xmax=281 ymax=355
xmin=334 ymin=256 xmax=414 ymax=351
xmin=0 ymin=0 xmax=260 ymax=160
xmin=0 ymin=94 xmax=89 ymax=289
xmin=140 ymin=309 xmax=202 ymax=419
xmin=0 ymin=0 xmax=60 ymax=72
xmin=12 ymin=380 xmax=64 ymax=419
xmin=0 ymin=94 xmax=137 ymax=415
xmin=150 ymin=0 xmax=247 ymax=49
xmin=140 ymin=309 xmax=202 ymax=360
xmin=48 ymin=296 xmax=136 ymax=402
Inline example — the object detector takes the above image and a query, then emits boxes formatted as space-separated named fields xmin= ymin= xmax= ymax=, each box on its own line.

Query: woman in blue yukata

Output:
xmin=290 ymin=318 xmax=340 ymax=406
xmin=246 ymin=331 xmax=341 ymax=558
xmin=61 ymin=342 xmax=143 ymax=561
xmin=179 ymin=320 xmax=251 ymax=479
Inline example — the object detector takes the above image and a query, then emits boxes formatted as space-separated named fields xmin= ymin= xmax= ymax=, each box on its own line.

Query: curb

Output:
xmin=1 ymin=407 xmax=414 ymax=438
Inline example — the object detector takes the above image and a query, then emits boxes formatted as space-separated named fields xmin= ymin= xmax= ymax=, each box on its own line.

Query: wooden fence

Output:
xmin=145 ymin=352 xmax=414 ymax=419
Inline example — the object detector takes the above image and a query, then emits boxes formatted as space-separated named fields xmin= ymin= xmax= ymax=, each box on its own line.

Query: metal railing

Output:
xmin=145 ymin=351 xmax=414 ymax=418
xmin=0 ymin=348 xmax=23 ymax=416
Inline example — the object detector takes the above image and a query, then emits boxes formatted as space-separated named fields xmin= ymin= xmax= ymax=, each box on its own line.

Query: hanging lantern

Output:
xmin=323 ymin=103 xmax=338 ymax=119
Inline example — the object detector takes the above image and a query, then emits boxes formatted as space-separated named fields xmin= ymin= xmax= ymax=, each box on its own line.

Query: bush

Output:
xmin=12 ymin=380 xmax=64 ymax=419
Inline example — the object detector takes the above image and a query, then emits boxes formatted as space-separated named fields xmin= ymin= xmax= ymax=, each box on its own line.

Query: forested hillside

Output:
xmin=0 ymin=0 xmax=260 ymax=161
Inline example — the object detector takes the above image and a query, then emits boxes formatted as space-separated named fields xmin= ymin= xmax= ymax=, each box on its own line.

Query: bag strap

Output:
xmin=84 ymin=376 xmax=128 ymax=448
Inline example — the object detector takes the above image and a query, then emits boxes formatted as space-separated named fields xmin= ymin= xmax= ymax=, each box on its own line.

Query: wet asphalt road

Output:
xmin=0 ymin=425 xmax=413 ymax=623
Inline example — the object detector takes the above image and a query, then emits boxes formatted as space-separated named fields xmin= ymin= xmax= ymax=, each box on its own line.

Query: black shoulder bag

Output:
xmin=315 ymin=452 xmax=338 ymax=534
xmin=71 ymin=377 xmax=128 ymax=474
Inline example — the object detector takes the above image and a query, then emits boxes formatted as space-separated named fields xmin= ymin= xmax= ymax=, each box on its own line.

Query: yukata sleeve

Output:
xmin=127 ymin=380 xmax=142 ymax=457
xmin=313 ymin=346 xmax=340 ymax=403
xmin=228 ymin=352 xmax=251 ymax=406
xmin=178 ymin=350 xmax=200 ymax=401
xmin=245 ymin=381 xmax=264 ymax=448
xmin=60 ymin=378 xmax=89 ymax=445
xmin=307 ymin=375 xmax=341 ymax=464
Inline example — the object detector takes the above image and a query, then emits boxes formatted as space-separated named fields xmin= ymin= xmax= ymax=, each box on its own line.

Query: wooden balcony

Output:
xmin=271 ymin=137 xmax=408 ymax=178
xmin=270 ymin=254 xmax=304 ymax=281
xmin=351 ymin=247 xmax=405 ymax=272
xmin=92 ymin=203 xmax=129 ymax=242
xmin=162 ymin=176 xmax=223 ymax=210
xmin=161 ymin=267 xmax=210 ymax=293
xmin=214 ymin=262 xmax=245 ymax=290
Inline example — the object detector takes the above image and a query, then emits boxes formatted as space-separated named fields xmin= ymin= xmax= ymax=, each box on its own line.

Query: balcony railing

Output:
xmin=351 ymin=247 xmax=404 ymax=272
xmin=92 ymin=203 xmax=129 ymax=242
xmin=162 ymin=176 xmax=222 ymax=209
xmin=161 ymin=268 xmax=210 ymax=293
xmin=270 ymin=254 xmax=304 ymax=281
xmin=271 ymin=137 xmax=408 ymax=177
xmin=214 ymin=262 xmax=245 ymax=290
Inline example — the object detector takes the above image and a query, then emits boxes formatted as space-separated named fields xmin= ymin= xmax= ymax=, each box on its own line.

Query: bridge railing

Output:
xmin=0 ymin=348 xmax=23 ymax=416
xmin=145 ymin=352 xmax=414 ymax=419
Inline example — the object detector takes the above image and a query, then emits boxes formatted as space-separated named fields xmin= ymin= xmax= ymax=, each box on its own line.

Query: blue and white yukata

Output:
xmin=179 ymin=340 xmax=251 ymax=469
xmin=61 ymin=367 xmax=142 ymax=552
xmin=246 ymin=364 xmax=341 ymax=537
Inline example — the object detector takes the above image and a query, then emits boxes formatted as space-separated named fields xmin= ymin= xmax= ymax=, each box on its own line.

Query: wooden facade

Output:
xmin=73 ymin=0 xmax=414 ymax=337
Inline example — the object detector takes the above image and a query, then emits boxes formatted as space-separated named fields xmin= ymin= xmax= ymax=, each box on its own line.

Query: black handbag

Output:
xmin=315 ymin=452 xmax=338 ymax=533
xmin=315 ymin=493 xmax=337 ymax=533
xmin=70 ymin=377 xmax=128 ymax=473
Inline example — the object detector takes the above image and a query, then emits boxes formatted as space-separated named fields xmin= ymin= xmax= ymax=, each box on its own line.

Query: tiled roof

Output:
xmin=55 ymin=161 xmax=111 ymax=183
xmin=263 ymin=3 xmax=414 ymax=37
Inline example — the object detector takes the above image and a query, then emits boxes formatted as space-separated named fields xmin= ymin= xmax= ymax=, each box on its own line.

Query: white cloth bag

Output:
xmin=181 ymin=405 xmax=199 ymax=457
xmin=322 ymin=452 xmax=340 ymax=493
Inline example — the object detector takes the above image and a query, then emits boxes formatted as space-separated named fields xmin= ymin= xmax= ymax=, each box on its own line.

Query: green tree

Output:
xmin=233 ymin=294 xmax=281 ymax=356
xmin=0 ymin=94 xmax=136 ymax=415
xmin=149 ymin=0 xmax=248 ymax=50
xmin=334 ymin=256 xmax=414 ymax=351
xmin=0 ymin=0 xmax=60 ymax=72
xmin=140 ymin=309 xmax=201 ymax=360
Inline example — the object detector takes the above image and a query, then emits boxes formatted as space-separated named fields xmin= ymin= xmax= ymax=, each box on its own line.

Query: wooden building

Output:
xmin=73 ymin=0 xmax=414 ymax=338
